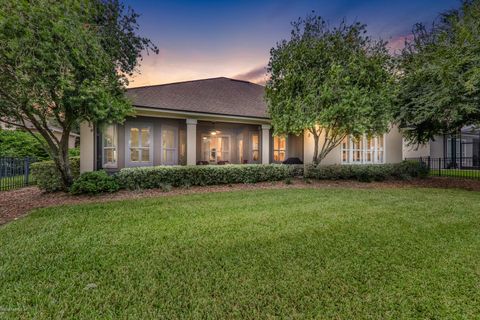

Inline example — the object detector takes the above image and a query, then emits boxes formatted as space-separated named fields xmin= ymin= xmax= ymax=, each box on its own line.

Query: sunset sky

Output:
xmin=124 ymin=0 xmax=459 ymax=87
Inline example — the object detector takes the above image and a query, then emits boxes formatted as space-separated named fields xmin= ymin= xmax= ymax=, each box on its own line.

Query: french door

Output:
xmin=126 ymin=123 xmax=153 ymax=167
xmin=202 ymin=135 xmax=231 ymax=163
xmin=161 ymin=126 xmax=178 ymax=165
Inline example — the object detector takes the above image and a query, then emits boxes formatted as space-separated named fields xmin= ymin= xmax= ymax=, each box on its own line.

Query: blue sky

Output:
xmin=125 ymin=0 xmax=459 ymax=87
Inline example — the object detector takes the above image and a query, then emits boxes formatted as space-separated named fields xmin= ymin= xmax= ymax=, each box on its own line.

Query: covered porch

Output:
xmin=80 ymin=115 xmax=303 ymax=172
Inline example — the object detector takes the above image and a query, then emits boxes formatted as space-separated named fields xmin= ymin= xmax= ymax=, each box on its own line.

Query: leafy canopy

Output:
xmin=0 ymin=0 xmax=157 ymax=187
xmin=265 ymin=14 xmax=395 ymax=163
xmin=396 ymin=0 xmax=480 ymax=144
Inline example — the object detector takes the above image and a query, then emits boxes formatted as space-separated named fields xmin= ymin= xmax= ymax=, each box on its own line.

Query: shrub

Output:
xmin=304 ymin=161 xmax=429 ymax=182
xmin=116 ymin=164 xmax=299 ymax=190
xmin=70 ymin=171 xmax=119 ymax=195
xmin=0 ymin=129 xmax=50 ymax=160
xmin=68 ymin=147 xmax=80 ymax=157
xmin=31 ymin=157 xmax=80 ymax=192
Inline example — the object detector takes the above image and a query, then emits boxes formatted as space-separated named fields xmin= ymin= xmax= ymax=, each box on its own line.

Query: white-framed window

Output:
xmin=341 ymin=135 xmax=385 ymax=164
xmin=251 ymin=133 xmax=259 ymax=162
xmin=273 ymin=136 xmax=287 ymax=162
xmin=201 ymin=134 xmax=231 ymax=163
xmin=102 ymin=124 xmax=117 ymax=168
xmin=126 ymin=123 xmax=153 ymax=167
xmin=161 ymin=125 xmax=178 ymax=165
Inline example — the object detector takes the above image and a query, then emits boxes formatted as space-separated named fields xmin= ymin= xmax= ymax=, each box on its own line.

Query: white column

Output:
xmin=80 ymin=121 xmax=95 ymax=173
xmin=186 ymin=119 xmax=197 ymax=165
xmin=261 ymin=124 xmax=271 ymax=164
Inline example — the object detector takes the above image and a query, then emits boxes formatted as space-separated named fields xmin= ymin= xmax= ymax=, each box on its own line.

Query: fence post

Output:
xmin=24 ymin=157 xmax=30 ymax=186
xmin=438 ymin=158 xmax=441 ymax=177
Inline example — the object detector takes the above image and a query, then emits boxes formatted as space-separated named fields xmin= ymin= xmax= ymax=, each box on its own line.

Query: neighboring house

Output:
xmin=80 ymin=77 xmax=403 ymax=172
xmin=403 ymin=126 xmax=480 ymax=167
xmin=0 ymin=121 xmax=79 ymax=149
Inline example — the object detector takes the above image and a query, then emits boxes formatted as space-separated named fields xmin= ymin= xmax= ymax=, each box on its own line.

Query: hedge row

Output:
xmin=31 ymin=157 xmax=80 ymax=192
xmin=116 ymin=164 xmax=302 ymax=190
xmin=31 ymin=159 xmax=428 ymax=194
xmin=305 ymin=161 xmax=429 ymax=182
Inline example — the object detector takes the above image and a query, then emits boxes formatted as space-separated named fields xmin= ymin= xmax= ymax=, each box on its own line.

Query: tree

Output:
xmin=265 ymin=14 xmax=395 ymax=164
xmin=396 ymin=0 xmax=480 ymax=145
xmin=0 ymin=0 xmax=157 ymax=189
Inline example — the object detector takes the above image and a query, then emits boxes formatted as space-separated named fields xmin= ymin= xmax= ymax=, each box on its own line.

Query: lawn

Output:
xmin=430 ymin=168 xmax=480 ymax=180
xmin=1 ymin=188 xmax=480 ymax=319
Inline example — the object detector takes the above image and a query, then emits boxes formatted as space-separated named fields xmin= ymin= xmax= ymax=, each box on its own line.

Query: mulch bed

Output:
xmin=1 ymin=177 xmax=480 ymax=226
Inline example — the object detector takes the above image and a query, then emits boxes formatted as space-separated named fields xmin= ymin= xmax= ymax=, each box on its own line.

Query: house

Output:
xmin=403 ymin=126 xmax=480 ymax=168
xmin=80 ymin=77 xmax=403 ymax=172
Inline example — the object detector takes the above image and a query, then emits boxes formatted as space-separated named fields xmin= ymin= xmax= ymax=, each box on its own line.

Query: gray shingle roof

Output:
xmin=126 ymin=77 xmax=268 ymax=119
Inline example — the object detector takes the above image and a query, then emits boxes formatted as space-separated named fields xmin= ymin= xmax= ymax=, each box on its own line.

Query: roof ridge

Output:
xmin=128 ymin=77 xmax=232 ymax=90
xmin=127 ymin=77 xmax=264 ymax=90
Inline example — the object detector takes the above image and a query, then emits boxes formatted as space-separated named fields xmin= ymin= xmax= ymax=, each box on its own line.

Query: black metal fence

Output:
xmin=0 ymin=157 xmax=36 ymax=191
xmin=407 ymin=157 xmax=480 ymax=180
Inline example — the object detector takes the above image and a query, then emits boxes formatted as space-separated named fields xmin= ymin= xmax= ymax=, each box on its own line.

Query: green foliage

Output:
xmin=305 ymin=161 xmax=429 ymax=182
xmin=68 ymin=147 xmax=80 ymax=157
xmin=0 ymin=0 xmax=157 ymax=188
xmin=396 ymin=0 xmax=480 ymax=144
xmin=266 ymin=14 xmax=395 ymax=164
xmin=116 ymin=164 xmax=301 ymax=190
xmin=31 ymin=157 xmax=80 ymax=192
xmin=70 ymin=171 xmax=119 ymax=195
xmin=0 ymin=130 xmax=49 ymax=160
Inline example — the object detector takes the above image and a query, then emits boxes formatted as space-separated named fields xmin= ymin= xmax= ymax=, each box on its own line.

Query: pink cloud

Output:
xmin=233 ymin=65 xmax=268 ymax=85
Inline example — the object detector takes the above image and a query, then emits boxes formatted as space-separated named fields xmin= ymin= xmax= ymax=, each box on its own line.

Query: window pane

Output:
xmin=103 ymin=126 xmax=115 ymax=148
xmin=221 ymin=137 xmax=229 ymax=151
xmin=130 ymin=128 xmax=139 ymax=147
xmin=162 ymin=129 xmax=175 ymax=149
xmin=130 ymin=149 xmax=139 ymax=162
xmin=202 ymin=137 xmax=210 ymax=162
xmin=252 ymin=134 xmax=259 ymax=150
xmin=279 ymin=151 xmax=286 ymax=161
xmin=252 ymin=150 xmax=259 ymax=162
xmin=104 ymin=149 xmax=115 ymax=163
xmin=141 ymin=149 xmax=150 ymax=162
xmin=163 ymin=150 xmax=175 ymax=164
xmin=377 ymin=136 xmax=384 ymax=149
xmin=141 ymin=128 xmax=150 ymax=148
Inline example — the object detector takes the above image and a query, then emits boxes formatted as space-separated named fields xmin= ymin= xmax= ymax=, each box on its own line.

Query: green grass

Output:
xmin=1 ymin=188 xmax=480 ymax=319
xmin=430 ymin=168 xmax=480 ymax=179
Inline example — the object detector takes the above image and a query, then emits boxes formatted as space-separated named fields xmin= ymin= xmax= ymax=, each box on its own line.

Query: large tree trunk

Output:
xmin=310 ymin=126 xmax=347 ymax=166
xmin=312 ymin=132 xmax=320 ymax=165
xmin=10 ymin=112 xmax=75 ymax=191
xmin=52 ymin=139 xmax=73 ymax=190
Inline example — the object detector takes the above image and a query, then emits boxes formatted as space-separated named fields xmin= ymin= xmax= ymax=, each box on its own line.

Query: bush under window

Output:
xmin=70 ymin=171 xmax=119 ymax=195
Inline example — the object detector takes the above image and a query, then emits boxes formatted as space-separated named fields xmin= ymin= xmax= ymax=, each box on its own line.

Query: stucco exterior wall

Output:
xmin=80 ymin=122 xmax=95 ymax=173
xmin=429 ymin=136 xmax=444 ymax=158
xmin=385 ymin=125 xmax=403 ymax=163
